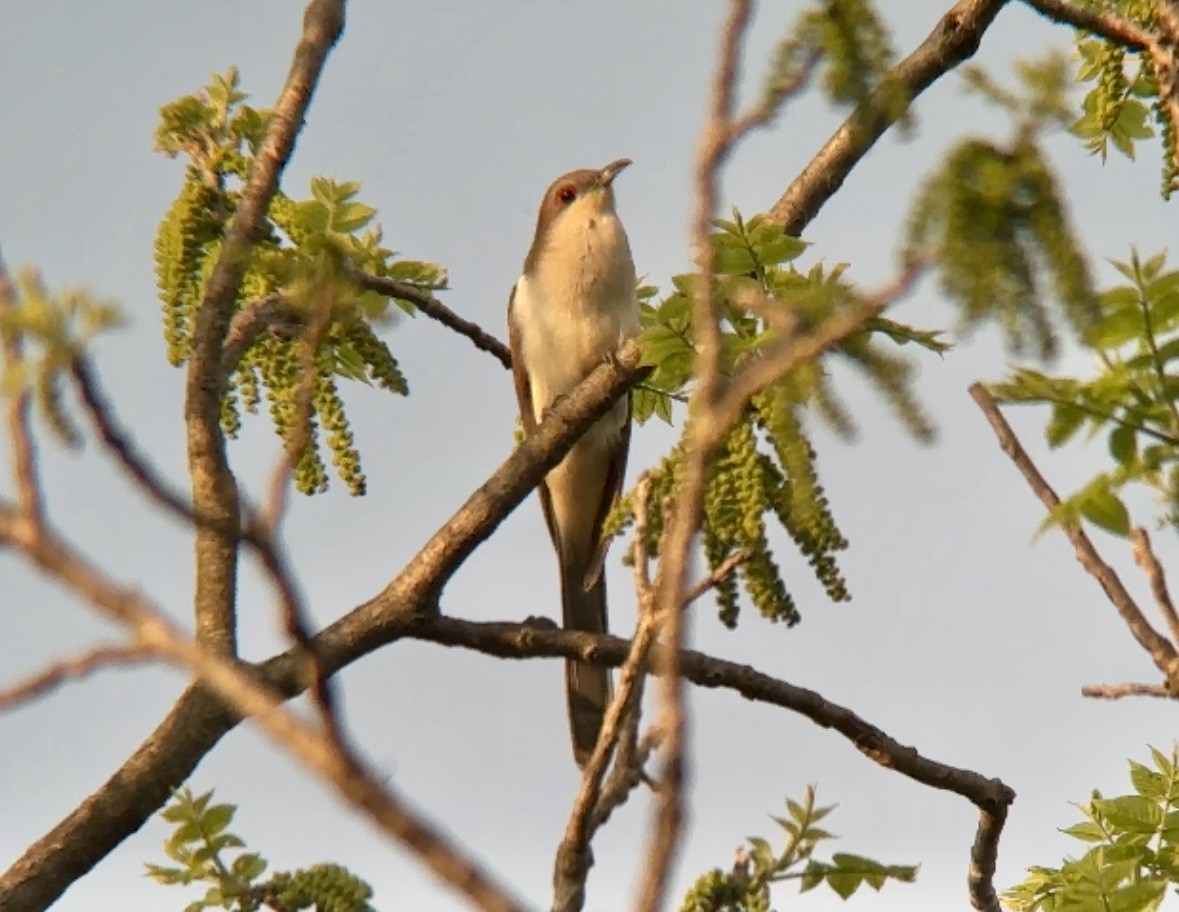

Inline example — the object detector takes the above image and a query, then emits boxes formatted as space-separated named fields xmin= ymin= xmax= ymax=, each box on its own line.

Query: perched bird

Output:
xmin=508 ymin=159 xmax=639 ymax=767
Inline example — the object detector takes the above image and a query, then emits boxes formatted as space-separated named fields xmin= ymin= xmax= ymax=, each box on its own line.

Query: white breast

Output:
xmin=511 ymin=210 xmax=639 ymax=445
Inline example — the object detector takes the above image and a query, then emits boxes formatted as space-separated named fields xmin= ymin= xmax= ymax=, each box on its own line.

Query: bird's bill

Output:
xmin=597 ymin=158 xmax=632 ymax=187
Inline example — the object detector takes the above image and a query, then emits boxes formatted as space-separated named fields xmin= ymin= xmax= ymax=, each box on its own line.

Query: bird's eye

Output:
xmin=556 ymin=184 xmax=577 ymax=205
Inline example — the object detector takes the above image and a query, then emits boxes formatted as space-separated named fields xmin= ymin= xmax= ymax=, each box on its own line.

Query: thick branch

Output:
xmin=1019 ymin=0 xmax=1151 ymax=49
xmin=970 ymin=383 xmax=1179 ymax=686
xmin=766 ymin=0 xmax=1007 ymax=235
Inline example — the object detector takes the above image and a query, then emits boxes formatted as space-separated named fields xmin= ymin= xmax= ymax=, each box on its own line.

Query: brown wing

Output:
xmin=581 ymin=394 xmax=631 ymax=591
xmin=508 ymin=283 xmax=561 ymax=551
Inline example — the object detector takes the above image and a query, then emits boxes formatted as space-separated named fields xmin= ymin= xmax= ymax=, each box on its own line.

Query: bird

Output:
xmin=507 ymin=158 xmax=639 ymax=767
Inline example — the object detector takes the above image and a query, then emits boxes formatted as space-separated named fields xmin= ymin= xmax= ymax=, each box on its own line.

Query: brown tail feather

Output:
xmin=562 ymin=559 xmax=611 ymax=767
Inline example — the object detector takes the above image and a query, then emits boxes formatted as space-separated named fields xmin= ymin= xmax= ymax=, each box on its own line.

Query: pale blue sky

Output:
xmin=2 ymin=2 xmax=1177 ymax=910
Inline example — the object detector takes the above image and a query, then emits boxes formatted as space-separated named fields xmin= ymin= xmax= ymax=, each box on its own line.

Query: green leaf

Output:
xmin=1062 ymin=821 xmax=1110 ymax=843
xmin=1095 ymin=795 xmax=1164 ymax=833
xmin=1105 ymin=878 xmax=1166 ymax=912
xmin=1080 ymin=485 xmax=1131 ymax=536
xmin=1129 ymin=760 xmax=1167 ymax=801
xmin=1088 ymin=307 xmax=1145 ymax=349
xmin=231 ymin=853 xmax=268 ymax=882
xmin=826 ymin=869 xmax=863 ymax=899
xmin=1109 ymin=423 xmax=1137 ymax=465
xmin=1046 ymin=403 xmax=1087 ymax=448
xmin=201 ymin=803 xmax=234 ymax=837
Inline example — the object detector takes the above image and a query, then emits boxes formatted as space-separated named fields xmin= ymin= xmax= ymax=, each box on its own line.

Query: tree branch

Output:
xmin=1082 ymin=681 xmax=1172 ymax=699
xmin=1019 ymin=0 xmax=1151 ymax=49
xmin=552 ymin=477 xmax=659 ymax=912
xmin=349 ymin=268 xmax=513 ymax=369
xmin=1019 ymin=0 xmax=1179 ymax=195
xmin=0 ymin=643 xmax=153 ymax=711
xmin=1130 ymin=526 xmax=1179 ymax=649
xmin=766 ymin=0 xmax=1008 ymax=235
xmin=183 ymin=0 xmax=346 ymax=658
xmin=970 ymin=383 xmax=1179 ymax=688
xmin=636 ymin=3 xmax=765 ymax=907
xmin=220 ymin=292 xmax=301 ymax=378
xmin=0 ymin=253 xmax=44 ymax=522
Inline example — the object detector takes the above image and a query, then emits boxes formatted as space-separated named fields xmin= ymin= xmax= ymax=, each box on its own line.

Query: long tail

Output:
xmin=562 ymin=556 xmax=611 ymax=768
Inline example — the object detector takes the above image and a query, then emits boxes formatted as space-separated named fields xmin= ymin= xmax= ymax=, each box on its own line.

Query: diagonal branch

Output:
xmin=0 ymin=253 xmax=44 ymax=522
xmin=766 ymin=0 xmax=1008 ymax=235
xmin=970 ymin=383 xmax=1179 ymax=688
xmin=348 ymin=267 xmax=513 ymax=369
xmin=1130 ymin=526 xmax=1179 ymax=649
xmin=0 ymin=643 xmax=153 ymax=711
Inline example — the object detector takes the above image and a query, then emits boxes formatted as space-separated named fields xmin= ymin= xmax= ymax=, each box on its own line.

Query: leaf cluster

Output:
xmin=1004 ymin=745 xmax=1179 ymax=912
xmin=0 ymin=269 xmax=123 ymax=446
xmin=1070 ymin=3 xmax=1178 ymax=198
xmin=146 ymin=788 xmax=376 ymax=912
xmin=154 ymin=69 xmax=443 ymax=495
xmin=613 ymin=213 xmax=948 ymax=627
xmin=905 ymin=58 xmax=1099 ymax=360
xmin=990 ymin=250 xmax=1179 ymax=536
xmin=769 ymin=0 xmax=905 ymax=115
xmin=678 ymin=785 xmax=917 ymax=912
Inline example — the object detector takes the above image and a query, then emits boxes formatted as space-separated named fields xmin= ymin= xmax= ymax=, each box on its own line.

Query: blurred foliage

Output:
xmin=989 ymin=250 xmax=1179 ymax=537
xmin=765 ymin=0 xmax=907 ymax=120
xmin=608 ymin=212 xmax=948 ymax=627
xmin=1004 ymin=745 xmax=1179 ymax=912
xmin=0 ymin=268 xmax=123 ymax=447
xmin=155 ymin=68 xmax=442 ymax=494
xmin=679 ymin=786 xmax=917 ymax=911
xmin=1069 ymin=3 xmax=1178 ymax=198
xmin=146 ymin=788 xmax=376 ymax=912
xmin=905 ymin=54 xmax=1099 ymax=361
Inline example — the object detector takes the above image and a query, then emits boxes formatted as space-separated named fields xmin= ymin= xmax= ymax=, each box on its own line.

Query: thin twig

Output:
xmin=588 ymin=727 xmax=664 ymax=833
xmin=0 ymin=643 xmax=154 ymax=711
xmin=683 ymin=548 xmax=753 ymax=606
xmin=259 ymin=286 xmax=347 ymax=746
xmin=348 ymin=267 xmax=513 ymax=369
xmin=1130 ymin=527 xmax=1179 ymax=648
xmin=970 ymin=383 xmax=1179 ymax=687
xmin=1082 ymin=681 xmax=1172 ymax=699
xmin=638 ymin=4 xmax=761 ymax=910
xmin=552 ymin=477 xmax=661 ymax=912
xmin=70 ymin=356 xmax=319 ymax=707
xmin=220 ymin=292 xmax=301 ymax=378
xmin=0 ymin=253 xmax=44 ymax=521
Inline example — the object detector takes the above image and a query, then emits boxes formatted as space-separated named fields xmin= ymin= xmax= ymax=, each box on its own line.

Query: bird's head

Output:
xmin=524 ymin=158 xmax=632 ymax=275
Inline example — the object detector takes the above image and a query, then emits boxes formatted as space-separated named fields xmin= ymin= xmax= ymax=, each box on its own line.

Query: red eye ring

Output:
xmin=557 ymin=184 xmax=577 ymax=204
